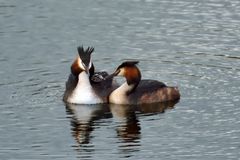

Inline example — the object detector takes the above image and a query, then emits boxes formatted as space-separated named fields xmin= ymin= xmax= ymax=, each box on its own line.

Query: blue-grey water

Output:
xmin=0 ymin=0 xmax=240 ymax=159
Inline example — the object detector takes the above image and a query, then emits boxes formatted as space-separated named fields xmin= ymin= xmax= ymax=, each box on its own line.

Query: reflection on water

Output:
xmin=110 ymin=104 xmax=141 ymax=142
xmin=110 ymin=104 xmax=141 ymax=158
xmin=138 ymin=101 xmax=178 ymax=114
xmin=66 ymin=103 xmax=111 ymax=145
xmin=1 ymin=0 xmax=240 ymax=159
xmin=66 ymin=101 xmax=178 ymax=158
xmin=65 ymin=103 xmax=111 ymax=159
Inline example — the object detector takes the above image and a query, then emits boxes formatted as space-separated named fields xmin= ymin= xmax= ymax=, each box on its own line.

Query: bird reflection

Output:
xmin=65 ymin=103 xmax=110 ymax=145
xmin=110 ymin=104 xmax=141 ymax=158
xmin=110 ymin=100 xmax=179 ymax=141
xmin=138 ymin=100 xmax=178 ymax=114
xmin=65 ymin=100 xmax=179 ymax=159
xmin=109 ymin=100 xmax=179 ymax=158
xmin=110 ymin=104 xmax=141 ymax=142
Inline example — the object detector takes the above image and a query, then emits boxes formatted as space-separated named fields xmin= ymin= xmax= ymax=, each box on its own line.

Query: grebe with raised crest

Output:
xmin=63 ymin=46 xmax=118 ymax=104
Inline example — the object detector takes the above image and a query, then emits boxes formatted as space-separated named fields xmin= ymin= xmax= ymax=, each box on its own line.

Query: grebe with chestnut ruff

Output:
xmin=108 ymin=61 xmax=180 ymax=105
xmin=63 ymin=46 xmax=117 ymax=104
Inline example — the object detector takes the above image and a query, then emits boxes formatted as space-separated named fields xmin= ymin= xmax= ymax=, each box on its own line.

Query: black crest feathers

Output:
xmin=117 ymin=61 xmax=139 ymax=70
xmin=77 ymin=46 xmax=94 ymax=67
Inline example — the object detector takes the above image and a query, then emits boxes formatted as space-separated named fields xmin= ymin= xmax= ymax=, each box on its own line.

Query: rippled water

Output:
xmin=0 ymin=0 xmax=240 ymax=159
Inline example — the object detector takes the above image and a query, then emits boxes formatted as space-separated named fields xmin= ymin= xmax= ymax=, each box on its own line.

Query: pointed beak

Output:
xmin=81 ymin=62 xmax=90 ymax=75
xmin=106 ymin=70 xmax=120 ymax=80
xmin=85 ymin=66 xmax=90 ymax=75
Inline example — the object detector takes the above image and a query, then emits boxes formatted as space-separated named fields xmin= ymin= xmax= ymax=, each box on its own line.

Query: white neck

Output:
xmin=115 ymin=82 xmax=135 ymax=93
xmin=67 ymin=71 xmax=102 ymax=104
xmin=109 ymin=82 xmax=135 ymax=104
xmin=77 ymin=71 xmax=91 ymax=87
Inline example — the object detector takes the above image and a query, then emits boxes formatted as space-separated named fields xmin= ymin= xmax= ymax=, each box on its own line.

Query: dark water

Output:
xmin=0 ymin=0 xmax=240 ymax=159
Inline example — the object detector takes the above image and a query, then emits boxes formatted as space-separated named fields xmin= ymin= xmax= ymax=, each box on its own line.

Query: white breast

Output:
xmin=109 ymin=82 xmax=134 ymax=105
xmin=66 ymin=72 xmax=103 ymax=104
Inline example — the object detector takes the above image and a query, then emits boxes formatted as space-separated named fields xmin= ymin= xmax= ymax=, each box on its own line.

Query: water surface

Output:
xmin=0 ymin=0 xmax=240 ymax=159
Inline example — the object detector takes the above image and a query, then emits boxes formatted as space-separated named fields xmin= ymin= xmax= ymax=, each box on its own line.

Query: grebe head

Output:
xmin=71 ymin=46 xmax=94 ymax=76
xmin=111 ymin=61 xmax=141 ymax=85
xmin=78 ymin=46 xmax=94 ymax=72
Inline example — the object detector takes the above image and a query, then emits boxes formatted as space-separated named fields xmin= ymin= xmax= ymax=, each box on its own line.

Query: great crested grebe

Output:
xmin=63 ymin=46 xmax=117 ymax=104
xmin=108 ymin=61 xmax=180 ymax=105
